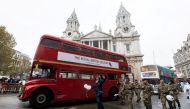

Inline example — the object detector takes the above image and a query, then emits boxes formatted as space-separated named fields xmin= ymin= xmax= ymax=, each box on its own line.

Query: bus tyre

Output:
xmin=29 ymin=90 xmax=50 ymax=108
xmin=109 ymin=88 xmax=118 ymax=101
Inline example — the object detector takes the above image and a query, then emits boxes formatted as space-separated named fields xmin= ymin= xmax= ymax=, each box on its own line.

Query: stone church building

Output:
xmin=173 ymin=34 xmax=190 ymax=78
xmin=61 ymin=4 xmax=143 ymax=80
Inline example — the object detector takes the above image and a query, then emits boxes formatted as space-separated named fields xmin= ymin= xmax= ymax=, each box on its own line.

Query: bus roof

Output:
xmin=41 ymin=34 xmax=125 ymax=57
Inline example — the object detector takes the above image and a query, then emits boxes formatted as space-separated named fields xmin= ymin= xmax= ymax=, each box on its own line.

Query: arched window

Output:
xmin=70 ymin=22 xmax=72 ymax=28
xmin=123 ymin=16 xmax=125 ymax=23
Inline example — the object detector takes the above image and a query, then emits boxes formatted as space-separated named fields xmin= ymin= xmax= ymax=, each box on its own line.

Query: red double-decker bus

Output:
xmin=18 ymin=34 xmax=128 ymax=108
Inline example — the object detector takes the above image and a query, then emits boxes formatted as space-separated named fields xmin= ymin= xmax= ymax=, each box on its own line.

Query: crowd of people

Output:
xmin=88 ymin=75 xmax=189 ymax=109
xmin=118 ymin=78 xmax=154 ymax=109
xmin=1 ymin=74 xmax=190 ymax=109
xmin=0 ymin=76 xmax=22 ymax=93
xmin=117 ymin=78 xmax=187 ymax=109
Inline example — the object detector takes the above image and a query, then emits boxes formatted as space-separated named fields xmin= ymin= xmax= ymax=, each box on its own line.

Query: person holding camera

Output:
xmin=93 ymin=74 xmax=106 ymax=109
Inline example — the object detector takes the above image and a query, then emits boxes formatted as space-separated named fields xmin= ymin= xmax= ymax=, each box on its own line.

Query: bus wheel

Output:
xmin=109 ymin=88 xmax=118 ymax=101
xmin=29 ymin=90 xmax=51 ymax=108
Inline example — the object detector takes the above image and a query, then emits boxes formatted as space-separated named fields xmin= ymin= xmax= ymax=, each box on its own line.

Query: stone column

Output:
xmin=98 ymin=40 xmax=101 ymax=49
xmin=91 ymin=41 xmax=94 ymax=47
xmin=101 ymin=40 xmax=104 ymax=49
xmin=110 ymin=40 xmax=113 ymax=52
xmin=107 ymin=40 xmax=109 ymax=50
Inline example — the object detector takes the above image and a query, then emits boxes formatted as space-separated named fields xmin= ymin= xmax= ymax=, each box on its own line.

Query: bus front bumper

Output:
xmin=17 ymin=86 xmax=28 ymax=101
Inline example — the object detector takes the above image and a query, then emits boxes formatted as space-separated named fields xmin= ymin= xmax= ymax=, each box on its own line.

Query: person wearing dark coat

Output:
xmin=8 ymin=77 xmax=15 ymax=84
xmin=93 ymin=74 xmax=106 ymax=109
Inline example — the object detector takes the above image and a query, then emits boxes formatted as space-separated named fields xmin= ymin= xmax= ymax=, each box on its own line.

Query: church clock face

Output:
xmin=122 ymin=27 xmax=129 ymax=33
xmin=67 ymin=32 xmax=72 ymax=38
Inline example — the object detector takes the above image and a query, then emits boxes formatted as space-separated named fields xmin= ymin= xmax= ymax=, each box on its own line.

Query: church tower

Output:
xmin=62 ymin=10 xmax=80 ymax=40
xmin=116 ymin=3 xmax=131 ymax=30
xmin=114 ymin=3 xmax=143 ymax=80
xmin=61 ymin=4 xmax=143 ymax=81
xmin=114 ymin=3 xmax=138 ymax=37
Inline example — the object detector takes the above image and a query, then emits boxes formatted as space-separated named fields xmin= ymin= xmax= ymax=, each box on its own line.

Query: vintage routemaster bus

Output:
xmin=18 ymin=34 xmax=128 ymax=108
xmin=140 ymin=65 xmax=177 ymax=94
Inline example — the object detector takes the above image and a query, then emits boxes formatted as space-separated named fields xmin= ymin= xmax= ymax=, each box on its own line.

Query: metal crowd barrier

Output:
xmin=0 ymin=83 xmax=22 ymax=94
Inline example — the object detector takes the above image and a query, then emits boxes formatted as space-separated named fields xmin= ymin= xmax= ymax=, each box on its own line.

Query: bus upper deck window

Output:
xmin=40 ymin=38 xmax=61 ymax=49
xmin=148 ymin=65 xmax=157 ymax=71
xmin=62 ymin=43 xmax=79 ymax=52
xmin=80 ymin=47 xmax=93 ymax=56
xmin=117 ymin=56 xmax=125 ymax=62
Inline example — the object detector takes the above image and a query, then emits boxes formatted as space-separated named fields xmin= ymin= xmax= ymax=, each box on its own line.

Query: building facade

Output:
xmin=173 ymin=34 xmax=190 ymax=78
xmin=62 ymin=4 xmax=143 ymax=80
xmin=12 ymin=50 xmax=31 ymax=74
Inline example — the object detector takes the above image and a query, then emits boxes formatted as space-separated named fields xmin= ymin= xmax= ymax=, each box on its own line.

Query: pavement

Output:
xmin=0 ymin=92 xmax=189 ymax=109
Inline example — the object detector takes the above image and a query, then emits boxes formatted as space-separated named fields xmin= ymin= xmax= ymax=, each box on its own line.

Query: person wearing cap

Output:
xmin=134 ymin=79 xmax=141 ymax=102
xmin=168 ymin=79 xmax=181 ymax=109
xmin=141 ymin=79 xmax=154 ymax=109
xmin=123 ymin=78 xmax=134 ymax=109
xmin=158 ymin=79 xmax=169 ymax=109
xmin=118 ymin=78 xmax=126 ymax=104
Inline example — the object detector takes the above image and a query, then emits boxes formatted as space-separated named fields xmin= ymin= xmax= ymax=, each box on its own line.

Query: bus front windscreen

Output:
xmin=31 ymin=64 xmax=53 ymax=78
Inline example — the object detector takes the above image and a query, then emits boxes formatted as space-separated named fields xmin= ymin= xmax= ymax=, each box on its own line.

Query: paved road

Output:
xmin=0 ymin=93 xmax=189 ymax=109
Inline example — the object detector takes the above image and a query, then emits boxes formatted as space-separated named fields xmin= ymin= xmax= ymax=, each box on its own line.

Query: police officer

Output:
xmin=123 ymin=78 xmax=134 ymax=109
xmin=158 ymin=79 xmax=169 ymax=109
xmin=142 ymin=79 xmax=154 ymax=109
xmin=134 ymin=79 xmax=141 ymax=102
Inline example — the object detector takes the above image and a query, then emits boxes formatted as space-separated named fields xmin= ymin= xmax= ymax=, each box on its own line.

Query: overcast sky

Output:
xmin=1 ymin=0 xmax=190 ymax=67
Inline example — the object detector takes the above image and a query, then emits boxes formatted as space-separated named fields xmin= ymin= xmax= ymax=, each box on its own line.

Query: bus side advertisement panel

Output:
xmin=57 ymin=51 xmax=119 ymax=69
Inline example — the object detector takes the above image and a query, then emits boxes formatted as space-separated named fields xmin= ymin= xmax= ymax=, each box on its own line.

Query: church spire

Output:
xmin=65 ymin=9 xmax=80 ymax=32
xmin=116 ymin=3 xmax=131 ymax=27
xmin=114 ymin=3 xmax=139 ymax=37
xmin=67 ymin=9 xmax=78 ymax=22
xmin=117 ymin=3 xmax=131 ymax=18
xmin=62 ymin=9 xmax=80 ymax=40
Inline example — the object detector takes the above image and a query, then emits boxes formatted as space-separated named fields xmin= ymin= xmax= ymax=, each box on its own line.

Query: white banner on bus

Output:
xmin=141 ymin=71 xmax=159 ymax=79
xmin=57 ymin=52 xmax=119 ymax=69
